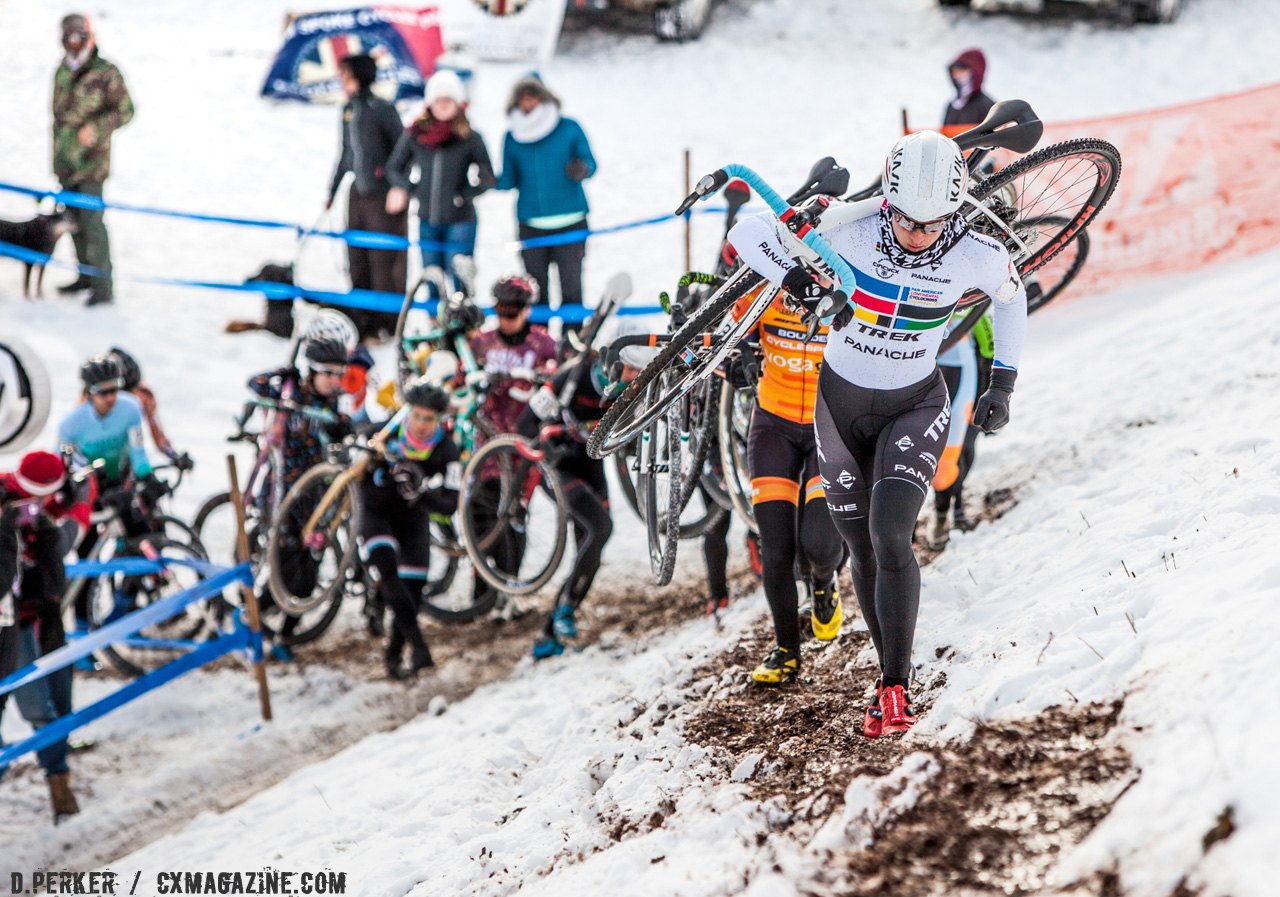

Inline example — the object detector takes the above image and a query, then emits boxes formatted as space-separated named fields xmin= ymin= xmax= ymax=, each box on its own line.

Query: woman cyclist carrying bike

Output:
xmin=249 ymin=333 xmax=354 ymax=655
xmin=727 ymin=292 xmax=844 ymax=686
xmin=728 ymin=130 xmax=1027 ymax=736
xmin=361 ymin=377 xmax=461 ymax=680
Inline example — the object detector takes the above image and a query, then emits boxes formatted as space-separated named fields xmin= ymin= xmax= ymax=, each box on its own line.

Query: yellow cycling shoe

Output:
xmin=811 ymin=581 xmax=843 ymax=642
xmin=750 ymin=646 xmax=799 ymax=685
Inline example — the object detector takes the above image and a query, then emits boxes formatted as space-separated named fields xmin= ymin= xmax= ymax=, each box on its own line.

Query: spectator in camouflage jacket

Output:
xmin=52 ymin=13 xmax=134 ymax=307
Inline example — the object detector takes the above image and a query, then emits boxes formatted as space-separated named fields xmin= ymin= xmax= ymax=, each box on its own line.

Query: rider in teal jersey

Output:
xmin=57 ymin=354 xmax=152 ymax=488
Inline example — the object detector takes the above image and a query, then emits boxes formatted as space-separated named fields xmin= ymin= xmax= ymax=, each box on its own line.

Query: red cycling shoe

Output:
xmin=878 ymin=684 xmax=918 ymax=736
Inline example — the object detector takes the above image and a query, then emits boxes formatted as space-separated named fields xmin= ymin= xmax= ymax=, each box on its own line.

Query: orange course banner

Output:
xmin=1036 ymin=82 xmax=1280 ymax=297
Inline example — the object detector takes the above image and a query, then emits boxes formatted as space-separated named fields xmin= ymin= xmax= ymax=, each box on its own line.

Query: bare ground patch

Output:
xmin=682 ymin=614 xmax=1136 ymax=897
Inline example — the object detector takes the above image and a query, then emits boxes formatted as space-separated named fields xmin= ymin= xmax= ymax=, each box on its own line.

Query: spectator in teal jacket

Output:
xmin=495 ymin=75 xmax=596 ymax=314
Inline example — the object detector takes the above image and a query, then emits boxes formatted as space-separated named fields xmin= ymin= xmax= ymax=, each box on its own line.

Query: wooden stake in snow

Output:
xmin=683 ymin=149 xmax=691 ymax=274
xmin=228 ymin=454 xmax=273 ymax=722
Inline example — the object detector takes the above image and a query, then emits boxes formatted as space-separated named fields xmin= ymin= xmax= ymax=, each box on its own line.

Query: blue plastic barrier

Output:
xmin=0 ymin=178 xmax=737 ymax=321
xmin=0 ymin=559 xmax=257 ymax=768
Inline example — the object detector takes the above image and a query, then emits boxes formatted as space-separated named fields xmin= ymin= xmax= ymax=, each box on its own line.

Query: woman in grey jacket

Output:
xmin=386 ymin=70 xmax=495 ymax=296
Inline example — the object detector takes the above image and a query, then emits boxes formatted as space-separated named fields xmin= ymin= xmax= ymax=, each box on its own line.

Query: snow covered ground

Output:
xmin=4 ymin=0 xmax=1280 ymax=894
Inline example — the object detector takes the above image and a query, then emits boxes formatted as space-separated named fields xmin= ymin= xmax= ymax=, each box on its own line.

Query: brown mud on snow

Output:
xmin=683 ymin=615 xmax=1136 ymax=897
xmin=33 ymin=557 xmax=760 ymax=871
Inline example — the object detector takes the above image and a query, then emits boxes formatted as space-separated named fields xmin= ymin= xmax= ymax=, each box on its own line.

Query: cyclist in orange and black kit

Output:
xmin=732 ymin=289 xmax=844 ymax=684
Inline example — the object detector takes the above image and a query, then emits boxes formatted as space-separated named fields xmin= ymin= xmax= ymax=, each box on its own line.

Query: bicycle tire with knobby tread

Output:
xmin=587 ymin=268 xmax=763 ymax=459
xmin=267 ymin=462 xmax=360 ymax=615
xmin=458 ymin=437 xmax=569 ymax=596
xmin=969 ymin=137 xmax=1120 ymax=279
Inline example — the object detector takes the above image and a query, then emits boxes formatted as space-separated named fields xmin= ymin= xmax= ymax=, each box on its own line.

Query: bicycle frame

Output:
xmin=298 ymin=407 xmax=406 ymax=541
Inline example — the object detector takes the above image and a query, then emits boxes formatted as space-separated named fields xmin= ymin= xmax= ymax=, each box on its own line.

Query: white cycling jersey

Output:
xmin=729 ymin=207 xmax=1026 ymax=390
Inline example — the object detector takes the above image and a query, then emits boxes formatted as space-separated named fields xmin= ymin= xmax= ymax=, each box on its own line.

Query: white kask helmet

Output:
xmin=882 ymin=130 xmax=968 ymax=223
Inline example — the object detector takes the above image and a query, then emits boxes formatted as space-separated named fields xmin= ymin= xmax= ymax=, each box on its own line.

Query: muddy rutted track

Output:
xmin=682 ymin=616 xmax=1135 ymax=897
xmin=61 ymin=559 xmax=760 ymax=869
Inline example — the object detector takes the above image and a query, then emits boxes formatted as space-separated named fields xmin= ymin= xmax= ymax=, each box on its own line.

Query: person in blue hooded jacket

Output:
xmin=495 ymin=75 xmax=596 ymax=316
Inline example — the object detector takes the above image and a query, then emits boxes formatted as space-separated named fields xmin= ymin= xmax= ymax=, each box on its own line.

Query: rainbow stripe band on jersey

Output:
xmin=849 ymin=264 xmax=954 ymax=332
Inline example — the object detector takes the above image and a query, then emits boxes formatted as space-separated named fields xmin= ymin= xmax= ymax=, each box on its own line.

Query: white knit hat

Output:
xmin=426 ymin=70 xmax=466 ymax=105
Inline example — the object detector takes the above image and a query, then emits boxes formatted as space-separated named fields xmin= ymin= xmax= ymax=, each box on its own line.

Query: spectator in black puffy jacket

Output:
xmin=386 ymin=70 xmax=494 ymax=298
xmin=326 ymin=54 xmax=407 ymax=338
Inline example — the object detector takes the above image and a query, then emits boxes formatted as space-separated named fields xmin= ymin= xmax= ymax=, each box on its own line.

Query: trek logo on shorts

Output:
xmin=924 ymin=398 xmax=952 ymax=441
xmin=896 ymin=436 xmax=914 ymax=452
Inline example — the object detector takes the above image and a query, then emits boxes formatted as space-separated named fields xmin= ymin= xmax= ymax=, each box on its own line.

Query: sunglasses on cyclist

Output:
xmin=494 ymin=305 xmax=526 ymax=320
xmin=311 ymin=364 xmax=346 ymax=377
xmin=890 ymin=207 xmax=951 ymax=235
xmin=89 ymin=379 xmax=123 ymax=396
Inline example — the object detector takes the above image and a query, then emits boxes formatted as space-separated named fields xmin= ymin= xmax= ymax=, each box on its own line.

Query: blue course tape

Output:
xmin=1 ymin=178 xmax=738 ymax=319
xmin=0 ymin=179 xmax=735 ymax=251
xmin=1 ymin=238 xmax=666 ymax=320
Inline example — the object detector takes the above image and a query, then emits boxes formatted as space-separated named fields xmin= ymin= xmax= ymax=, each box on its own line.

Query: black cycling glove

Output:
xmin=973 ymin=367 xmax=1017 ymax=433
xmin=781 ymin=265 xmax=830 ymax=307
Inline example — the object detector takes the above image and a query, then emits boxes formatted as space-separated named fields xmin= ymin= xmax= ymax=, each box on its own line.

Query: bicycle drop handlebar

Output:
xmin=676 ymin=164 xmax=857 ymax=322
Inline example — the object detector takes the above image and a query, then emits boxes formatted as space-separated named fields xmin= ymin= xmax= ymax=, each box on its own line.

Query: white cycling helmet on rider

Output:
xmin=882 ymin=130 xmax=969 ymax=224
xmin=304 ymin=309 xmax=360 ymax=351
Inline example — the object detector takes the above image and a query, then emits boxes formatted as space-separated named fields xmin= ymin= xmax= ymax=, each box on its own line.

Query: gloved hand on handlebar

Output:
xmin=137 ymin=474 xmax=169 ymax=507
xmin=390 ymin=462 xmax=426 ymax=502
xmin=781 ymin=264 xmax=838 ymax=316
xmin=172 ymin=451 xmax=195 ymax=472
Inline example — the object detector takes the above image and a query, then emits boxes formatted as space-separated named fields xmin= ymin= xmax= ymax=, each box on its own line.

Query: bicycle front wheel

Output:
xmin=967 ymin=138 xmax=1120 ymax=279
xmin=77 ymin=536 xmax=211 ymax=678
xmin=637 ymin=385 xmax=682 ymax=586
xmin=586 ymin=267 xmax=768 ymax=459
xmin=418 ymin=518 xmax=498 ymax=623
xmin=459 ymin=437 xmax=568 ymax=596
xmin=267 ymin=463 xmax=359 ymax=615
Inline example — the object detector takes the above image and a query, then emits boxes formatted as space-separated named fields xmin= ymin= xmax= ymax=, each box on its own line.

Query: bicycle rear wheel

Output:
xmin=81 ymin=536 xmax=211 ymax=678
xmin=418 ymin=518 xmax=498 ymax=623
xmin=673 ymin=375 xmax=719 ymax=514
xmin=267 ymin=463 xmax=359 ymax=615
xmin=587 ymin=269 xmax=769 ymax=459
xmin=717 ymin=380 xmax=758 ymax=533
xmin=967 ymin=138 xmax=1120 ymax=278
xmin=459 ymin=437 xmax=568 ymax=595
xmin=636 ymin=385 xmax=682 ymax=585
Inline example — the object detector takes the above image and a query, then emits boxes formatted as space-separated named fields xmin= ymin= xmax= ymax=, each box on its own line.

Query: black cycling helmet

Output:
xmin=303 ymin=336 xmax=349 ymax=366
xmin=108 ymin=346 xmax=142 ymax=390
xmin=492 ymin=274 xmax=538 ymax=308
xmin=80 ymin=354 xmax=123 ymax=392
xmin=401 ymin=376 xmax=450 ymax=412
